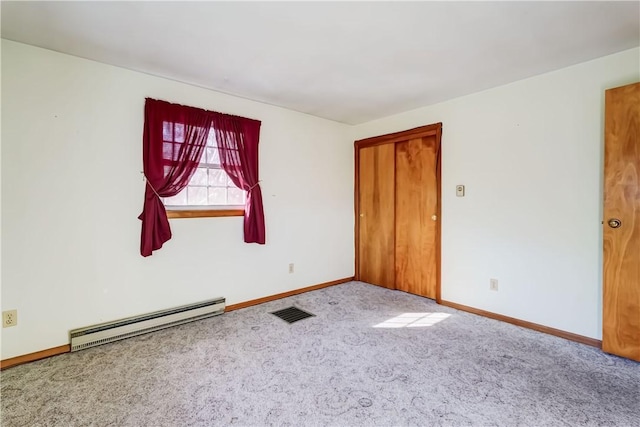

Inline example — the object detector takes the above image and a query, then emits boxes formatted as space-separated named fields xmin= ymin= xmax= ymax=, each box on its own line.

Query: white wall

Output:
xmin=352 ymin=48 xmax=640 ymax=340
xmin=0 ymin=40 xmax=354 ymax=359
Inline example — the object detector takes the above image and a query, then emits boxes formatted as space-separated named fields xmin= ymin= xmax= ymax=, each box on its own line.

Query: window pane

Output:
xmin=163 ymin=121 xmax=173 ymax=141
xmin=163 ymin=142 xmax=174 ymax=160
xmin=206 ymin=148 xmax=219 ymax=165
xmin=162 ymin=142 xmax=182 ymax=161
xmin=208 ymin=169 xmax=228 ymax=186
xmin=164 ymin=190 xmax=187 ymax=206
xmin=228 ymin=187 xmax=245 ymax=205
xmin=187 ymin=187 xmax=208 ymax=205
xmin=190 ymin=168 xmax=208 ymax=186
xmin=208 ymin=187 xmax=227 ymax=205
xmin=206 ymin=131 xmax=217 ymax=147
xmin=174 ymin=123 xmax=185 ymax=143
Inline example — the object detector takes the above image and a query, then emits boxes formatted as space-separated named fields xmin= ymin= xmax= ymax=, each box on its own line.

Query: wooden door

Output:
xmin=603 ymin=82 xmax=640 ymax=361
xmin=395 ymin=136 xmax=440 ymax=299
xmin=357 ymin=143 xmax=396 ymax=289
xmin=355 ymin=123 xmax=442 ymax=299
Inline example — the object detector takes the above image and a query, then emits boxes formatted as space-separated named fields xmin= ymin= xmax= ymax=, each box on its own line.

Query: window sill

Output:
xmin=166 ymin=209 xmax=244 ymax=219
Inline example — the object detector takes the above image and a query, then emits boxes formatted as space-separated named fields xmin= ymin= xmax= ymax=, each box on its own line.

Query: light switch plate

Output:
xmin=456 ymin=185 xmax=465 ymax=197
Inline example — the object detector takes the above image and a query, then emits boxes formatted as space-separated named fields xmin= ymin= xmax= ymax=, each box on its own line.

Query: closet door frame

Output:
xmin=354 ymin=123 xmax=443 ymax=302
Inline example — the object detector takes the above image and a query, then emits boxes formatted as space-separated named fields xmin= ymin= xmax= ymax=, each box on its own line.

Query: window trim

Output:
xmin=166 ymin=208 xmax=244 ymax=219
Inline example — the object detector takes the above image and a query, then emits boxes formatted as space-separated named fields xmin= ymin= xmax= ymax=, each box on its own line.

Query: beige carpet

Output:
xmin=2 ymin=281 xmax=639 ymax=426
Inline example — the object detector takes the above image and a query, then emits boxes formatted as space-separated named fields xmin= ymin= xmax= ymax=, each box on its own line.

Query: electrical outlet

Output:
xmin=3 ymin=310 xmax=17 ymax=328
xmin=490 ymin=279 xmax=499 ymax=291
xmin=288 ymin=263 xmax=294 ymax=274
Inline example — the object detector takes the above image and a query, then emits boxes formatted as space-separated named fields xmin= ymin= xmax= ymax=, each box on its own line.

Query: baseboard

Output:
xmin=0 ymin=277 xmax=355 ymax=370
xmin=440 ymin=300 xmax=602 ymax=348
xmin=226 ymin=277 xmax=354 ymax=312
xmin=0 ymin=344 xmax=71 ymax=370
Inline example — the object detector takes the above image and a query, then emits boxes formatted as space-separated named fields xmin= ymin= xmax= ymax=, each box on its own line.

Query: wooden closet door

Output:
xmin=395 ymin=136 xmax=439 ymax=299
xmin=603 ymin=82 xmax=640 ymax=361
xmin=357 ymin=143 xmax=396 ymax=289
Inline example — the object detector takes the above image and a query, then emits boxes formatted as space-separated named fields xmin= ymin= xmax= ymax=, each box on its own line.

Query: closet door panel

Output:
xmin=395 ymin=136 xmax=439 ymax=298
xmin=358 ymin=144 xmax=396 ymax=289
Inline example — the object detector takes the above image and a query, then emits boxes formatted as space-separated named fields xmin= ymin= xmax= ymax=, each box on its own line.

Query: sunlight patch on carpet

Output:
xmin=373 ymin=312 xmax=451 ymax=328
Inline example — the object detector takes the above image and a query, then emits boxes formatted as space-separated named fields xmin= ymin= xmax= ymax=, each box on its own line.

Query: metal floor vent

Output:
xmin=271 ymin=306 xmax=315 ymax=324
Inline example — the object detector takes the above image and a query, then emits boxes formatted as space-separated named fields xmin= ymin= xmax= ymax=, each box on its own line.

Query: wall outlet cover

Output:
xmin=3 ymin=310 xmax=18 ymax=328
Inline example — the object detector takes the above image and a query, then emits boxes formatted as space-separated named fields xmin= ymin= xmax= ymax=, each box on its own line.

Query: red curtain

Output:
xmin=213 ymin=115 xmax=266 ymax=244
xmin=139 ymin=99 xmax=212 ymax=256
xmin=139 ymin=98 xmax=266 ymax=256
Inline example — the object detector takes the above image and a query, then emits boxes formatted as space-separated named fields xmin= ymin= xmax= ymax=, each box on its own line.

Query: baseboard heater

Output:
xmin=70 ymin=297 xmax=225 ymax=352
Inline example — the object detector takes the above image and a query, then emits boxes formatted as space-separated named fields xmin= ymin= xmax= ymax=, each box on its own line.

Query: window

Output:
xmin=161 ymin=123 xmax=245 ymax=218
xmin=140 ymin=98 xmax=265 ymax=256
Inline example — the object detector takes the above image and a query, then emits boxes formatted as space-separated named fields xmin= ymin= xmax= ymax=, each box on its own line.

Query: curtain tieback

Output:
xmin=247 ymin=180 xmax=262 ymax=191
xmin=141 ymin=172 xmax=162 ymax=199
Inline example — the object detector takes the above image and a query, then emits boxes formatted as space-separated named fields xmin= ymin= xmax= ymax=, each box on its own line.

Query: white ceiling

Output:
xmin=2 ymin=1 xmax=639 ymax=124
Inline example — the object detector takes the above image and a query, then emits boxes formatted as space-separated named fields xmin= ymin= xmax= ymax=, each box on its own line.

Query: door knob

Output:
xmin=431 ymin=215 xmax=437 ymax=221
xmin=607 ymin=218 xmax=622 ymax=228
